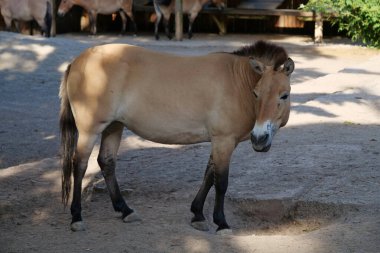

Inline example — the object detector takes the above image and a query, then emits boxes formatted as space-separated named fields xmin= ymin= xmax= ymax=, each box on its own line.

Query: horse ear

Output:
xmin=249 ymin=58 xmax=265 ymax=75
xmin=282 ymin=58 xmax=295 ymax=76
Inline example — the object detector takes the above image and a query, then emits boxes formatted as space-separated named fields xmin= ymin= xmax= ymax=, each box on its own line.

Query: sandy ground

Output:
xmin=0 ymin=32 xmax=379 ymax=253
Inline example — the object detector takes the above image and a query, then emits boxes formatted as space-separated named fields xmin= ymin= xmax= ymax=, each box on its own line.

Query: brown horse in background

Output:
xmin=0 ymin=0 xmax=52 ymax=37
xmin=57 ymin=0 xmax=136 ymax=35
xmin=153 ymin=0 xmax=224 ymax=40
xmin=59 ymin=40 xmax=294 ymax=233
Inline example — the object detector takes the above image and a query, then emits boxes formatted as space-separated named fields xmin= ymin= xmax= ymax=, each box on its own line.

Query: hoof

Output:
xmin=71 ymin=221 xmax=85 ymax=231
xmin=216 ymin=228 xmax=233 ymax=236
xmin=191 ymin=221 xmax=209 ymax=231
xmin=123 ymin=212 xmax=141 ymax=223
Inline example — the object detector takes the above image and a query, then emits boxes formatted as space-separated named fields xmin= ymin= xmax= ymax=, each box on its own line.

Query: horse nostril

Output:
xmin=260 ymin=133 xmax=269 ymax=144
xmin=251 ymin=133 xmax=269 ymax=145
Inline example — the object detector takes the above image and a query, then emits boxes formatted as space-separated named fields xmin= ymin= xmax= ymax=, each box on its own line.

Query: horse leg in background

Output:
xmin=29 ymin=21 xmax=34 ymax=36
xmin=88 ymin=12 xmax=98 ymax=35
xmin=119 ymin=11 xmax=128 ymax=35
xmin=97 ymin=122 xmax=140 ymax=222
xmin=190 ymin=155 xmax=215 ymax=231
xmin=210 ymin=137 xmax=236 ymax=234
xmin=163 ymin=15 xmax=172 ymax=40
xmin=1 ymin=9 xmax=12 ymax=32
xmin=70 ymin=132 xmax=98 ymax=231
xmin=35 ymin=10 xmax=52 ymax=37
xmin=187 ymin=12 xmax=199 ymax=39
xmin=121 ymin=8 xmax=137 ymax=36
xmin=153 ymin=3 xmax=162 ymax=40
xmin=43 ymin=1 xmax=52 ymax=37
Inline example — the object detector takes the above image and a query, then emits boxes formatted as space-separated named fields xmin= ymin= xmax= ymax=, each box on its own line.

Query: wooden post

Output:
xmin=314 ymin=12 xmax=323 ymax=44
xmin=175 ymin=0 xmax=183 ymax=41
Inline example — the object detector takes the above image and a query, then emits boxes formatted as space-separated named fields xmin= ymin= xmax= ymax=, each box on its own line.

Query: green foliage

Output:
xmin=299 ymin=0 xmax=380 ymax=48
xmin=299 ymin=0 xmax=336 ymax=14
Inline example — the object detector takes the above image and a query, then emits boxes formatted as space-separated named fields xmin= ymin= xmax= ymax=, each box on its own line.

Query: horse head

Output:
xmin=249 ymin=57 xmax=294 ymax=152
xmin=58 ymin=0 xmax=74 ymax=16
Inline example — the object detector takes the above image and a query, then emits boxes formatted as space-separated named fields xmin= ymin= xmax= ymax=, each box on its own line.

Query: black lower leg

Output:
xmin=98 ymin=156 xmax=133 ymax=218
xmin=191 ymin=156 xmax=214 ymax=222
xmin=188 ymin=22 xmax=193 ymax=39
xmin=71 ymin=159 xmax=85 ymax=224
xmin=213 ymin=169 xmax=230 ymax=231
xmin=164 ymin=19 xmax=172 ymax=39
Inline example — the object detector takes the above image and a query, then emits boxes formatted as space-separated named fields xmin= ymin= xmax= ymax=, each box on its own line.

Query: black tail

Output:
xmin=44 ymin=1 xmax=52 ymax=37
xmin=59 ymin=64 xmax=77 ymax=207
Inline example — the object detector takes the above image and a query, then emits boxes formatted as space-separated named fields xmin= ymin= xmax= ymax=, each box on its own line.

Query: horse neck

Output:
xmin=232 ymin=57 xmax=257 ymax=117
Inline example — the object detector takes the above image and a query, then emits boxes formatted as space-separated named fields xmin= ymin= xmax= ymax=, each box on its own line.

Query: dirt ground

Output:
xmin=0 ymin=32 xmax=379 ymax=253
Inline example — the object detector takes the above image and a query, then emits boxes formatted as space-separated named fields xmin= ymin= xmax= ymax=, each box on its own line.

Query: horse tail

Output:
xmin=59 ymin=64 xmax=77 ymax=207
xmin=44 ymin=0 xmax=52 ymax=37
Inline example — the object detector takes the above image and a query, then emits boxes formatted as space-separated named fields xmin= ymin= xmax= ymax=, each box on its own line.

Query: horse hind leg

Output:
xmin=70 ymin=131 xmax=99 ymax=231
xmin=97 ymin=122 xmax=140 ymax=223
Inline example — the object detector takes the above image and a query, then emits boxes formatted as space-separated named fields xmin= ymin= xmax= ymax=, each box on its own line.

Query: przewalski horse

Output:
xmin=60 ymin=40 xmax=294 ymax=233
xmin=0 ymin=0 xmax=52 ymax=37
xmin=57 ymin=0 xmax=137 ymax=35
xmin=153 ymin=0 xmax=224 ymax=40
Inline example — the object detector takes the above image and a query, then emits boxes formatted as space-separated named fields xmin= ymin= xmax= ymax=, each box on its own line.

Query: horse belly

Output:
xmin=97 ymin=3 xmax=120 ymax=14
xmin=121 ymin=112 xmax=210 ymax=145
xmin=9 ymin=2 xmax=34 ymax=21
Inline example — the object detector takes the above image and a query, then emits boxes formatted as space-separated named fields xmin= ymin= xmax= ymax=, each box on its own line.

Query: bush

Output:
xmin=299 ymin=0 xmax=380 ymax=48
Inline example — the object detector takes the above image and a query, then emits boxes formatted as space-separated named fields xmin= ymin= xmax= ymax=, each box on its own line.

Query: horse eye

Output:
xmin=280 ymin=94 xmax=289 ymax=100
xmin=253 ymin=90 xmax=259 ymax=98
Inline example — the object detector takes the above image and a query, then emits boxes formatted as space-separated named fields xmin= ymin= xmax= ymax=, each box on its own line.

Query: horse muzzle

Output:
xmin=250 ymin=133 xmax=272 ymax=152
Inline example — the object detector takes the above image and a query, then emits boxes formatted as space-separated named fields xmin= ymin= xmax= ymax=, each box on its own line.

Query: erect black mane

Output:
xmin=232 ymin=40 xmax=289 ymax=69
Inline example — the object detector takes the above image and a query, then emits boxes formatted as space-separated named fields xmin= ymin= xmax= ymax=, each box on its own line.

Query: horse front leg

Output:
xmin=190 ymin=155 xmax=215 ymax=231
xmin=211 ymin=137 xmax=236 ymax=234
xmin=97 ymin=122 xmax=140 ymax=222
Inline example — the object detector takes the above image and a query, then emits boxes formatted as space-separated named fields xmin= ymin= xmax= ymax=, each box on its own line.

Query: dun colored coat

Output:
xmin=153 ymin=0 xmax=225 ymax=40
xmin=57 ymin=0 xmax=136 ymax=35
xmin=0 ymin=0 xmax=52 ymax=37
xmin=60 ymin=40 xmax=294 ymax=233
